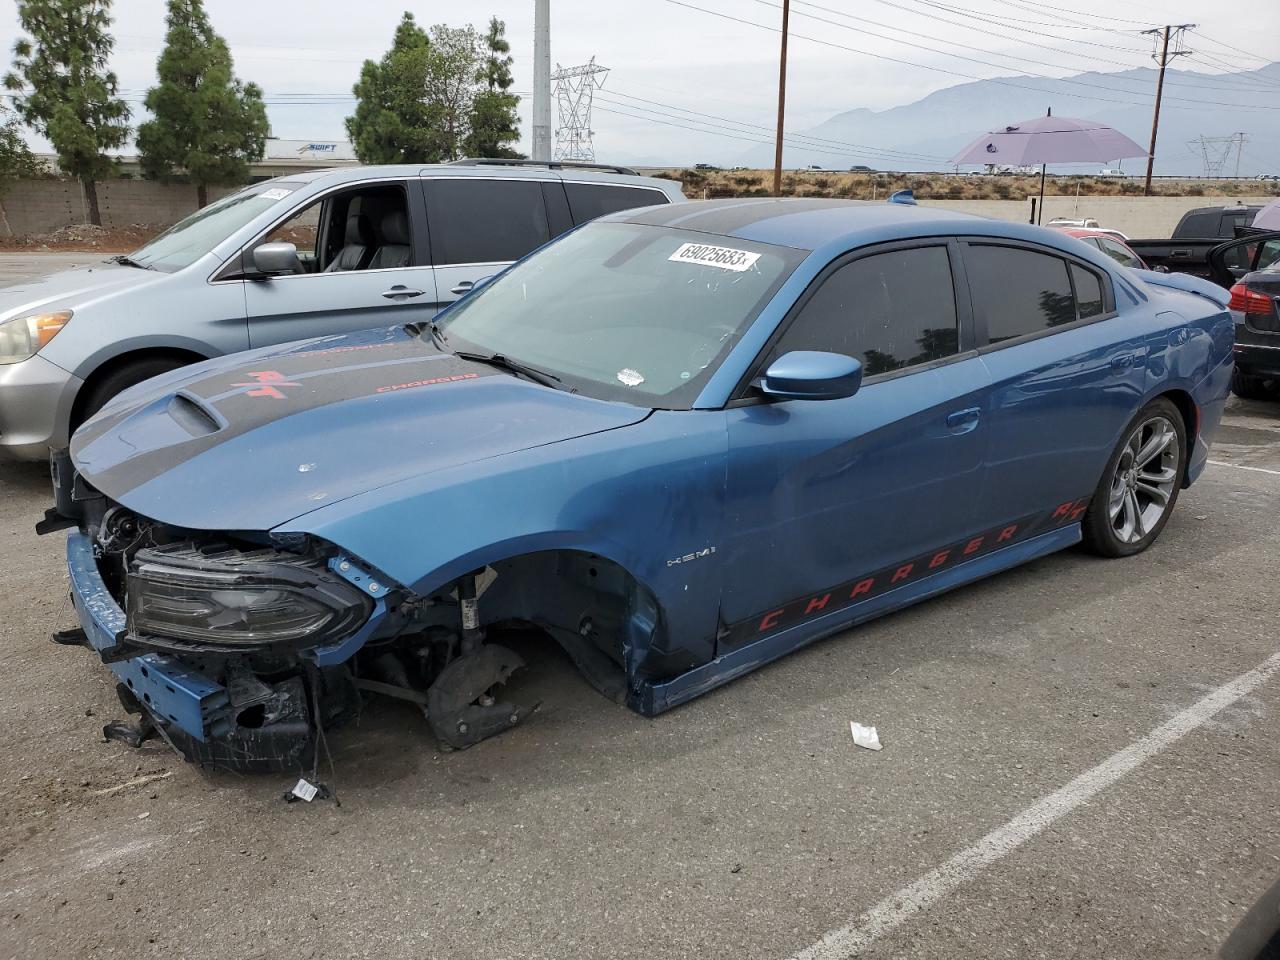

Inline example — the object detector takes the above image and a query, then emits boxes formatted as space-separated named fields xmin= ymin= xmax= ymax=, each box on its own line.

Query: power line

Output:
xmin=742 ymin=0 xmax=1280 ymax=111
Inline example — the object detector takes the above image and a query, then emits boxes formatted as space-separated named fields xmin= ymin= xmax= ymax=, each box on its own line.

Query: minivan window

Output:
xmin=769 ymin=246 xmax=959 ymax=376
xmin=126 ymin=183 xmax=301 ymax=273
xmin=967 ymin=245 xmax=1077 ymax=343
xmin=564 ymin=183 xmax=668 ymax=223
xmin=424 ymin=179 xmax=550 ymax=266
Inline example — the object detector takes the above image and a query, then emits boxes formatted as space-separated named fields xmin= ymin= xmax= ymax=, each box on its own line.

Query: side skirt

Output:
xmin=632 ymin=522 xmax=1082 ymax=716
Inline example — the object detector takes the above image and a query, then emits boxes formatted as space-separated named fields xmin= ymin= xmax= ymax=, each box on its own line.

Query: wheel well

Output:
xmin=1157 ymin=388 xmax=1198 ymax=485
xmin=71 ymin=347 xmax=208 ymax=429
xmin=463 ymin=550 xmax=667 ymax=704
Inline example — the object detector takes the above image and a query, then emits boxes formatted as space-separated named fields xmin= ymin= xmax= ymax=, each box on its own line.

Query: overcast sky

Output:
xmin=2 ymin=0 xmax=1277 ymax=166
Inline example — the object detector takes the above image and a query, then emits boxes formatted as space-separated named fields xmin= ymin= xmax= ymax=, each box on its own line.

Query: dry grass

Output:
xmin=652 ymin=169 xmax=1280 ymax=202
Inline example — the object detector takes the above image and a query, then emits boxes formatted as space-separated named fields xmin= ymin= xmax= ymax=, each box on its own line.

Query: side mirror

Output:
xmin=758 ymin=351 xmax=863 ymax=401
xmin=252 ymin=241 xmax=301 ymax=276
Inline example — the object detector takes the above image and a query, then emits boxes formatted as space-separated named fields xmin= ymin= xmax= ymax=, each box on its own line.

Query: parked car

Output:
xmin=1227 ymin=258 xmax=1280 ymax=400
xmin=1056 ymin=227 xmax=1149 ymax=269
xmin=45 ymin=198 xmax=1232 ymax=770
xmin=1047 ymin=217 xmax=1101 ymax=229
xmin=1128 ymin=204 xmax=1265 ymax=279
xmin=0 ymin=159 xmax=685 ymax=461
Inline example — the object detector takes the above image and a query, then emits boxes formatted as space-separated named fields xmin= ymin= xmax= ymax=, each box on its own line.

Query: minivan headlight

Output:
xmin=0 ymin=310 xmax=72 ymax=364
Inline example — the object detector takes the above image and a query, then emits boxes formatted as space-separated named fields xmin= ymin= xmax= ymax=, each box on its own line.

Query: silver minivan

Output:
xmin=0 ymin=160 xmax=685 ymax=460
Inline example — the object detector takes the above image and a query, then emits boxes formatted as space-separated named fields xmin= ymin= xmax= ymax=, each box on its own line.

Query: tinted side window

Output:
xmin=564 ymin=183 xmax=669 ymax=224
xmin=1071 ymin=264 xmax=1105 ymax=319
xmin=424 ymin=179 xmax=551 ymax=265
xmin=967 ymin=245 xmax=1076 ymax=343
xmin=1177 ymin=212 xmax=1217 ymax=237
xmin=771 ymin=246 xmax=959 ymax=376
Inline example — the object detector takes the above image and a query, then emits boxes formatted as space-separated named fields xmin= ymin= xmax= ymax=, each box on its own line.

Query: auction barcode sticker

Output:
xmin=668 ymin=242 xmax=761 ymax=272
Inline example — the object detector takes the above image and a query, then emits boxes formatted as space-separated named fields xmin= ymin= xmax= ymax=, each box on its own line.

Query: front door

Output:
xmin=719 ymin=242 xmax=991 ymax=648
xmin=243 ymin=180 xmax=438 ymax=348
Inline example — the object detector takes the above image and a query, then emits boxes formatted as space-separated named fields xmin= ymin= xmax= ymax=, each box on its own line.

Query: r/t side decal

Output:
xmin=721 ymin=496 xmax=1090 ymax=647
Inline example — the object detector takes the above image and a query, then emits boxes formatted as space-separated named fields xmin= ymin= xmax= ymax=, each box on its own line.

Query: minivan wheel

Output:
xmin=74 ymin=357 xmax=190 ymax=433
xmin=1081 ymin=397 xmax=1187 ymax=558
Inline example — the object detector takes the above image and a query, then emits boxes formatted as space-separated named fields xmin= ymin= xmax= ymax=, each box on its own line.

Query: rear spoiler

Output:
xmin=1132 ymin=268 xmax=1230 ymax=310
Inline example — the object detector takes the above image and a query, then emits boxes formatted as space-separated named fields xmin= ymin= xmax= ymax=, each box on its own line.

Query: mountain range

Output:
xmin=737 ymin=62 xmax=1280 ymax=176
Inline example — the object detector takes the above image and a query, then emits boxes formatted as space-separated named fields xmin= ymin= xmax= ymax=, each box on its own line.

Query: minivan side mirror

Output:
xmin=252 ymin=241 xmax=301 ymax=276
xmin=758 ymin=351 xmax=863 ymax=401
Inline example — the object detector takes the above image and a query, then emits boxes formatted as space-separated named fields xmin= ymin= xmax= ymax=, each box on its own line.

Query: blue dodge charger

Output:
xmin=46 ymin=198 xmax=1234 ymax=770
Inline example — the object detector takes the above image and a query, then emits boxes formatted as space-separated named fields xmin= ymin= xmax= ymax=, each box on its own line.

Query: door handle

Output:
xmin=945 ymin=407 xmax=981 ymax=433
xmin=1110 ymin=353 xmax=1134 ymax=371
xmin=449 ymin=281 xmax=475 ymax=296
xmin=382 ymin=285 xmax=425 ymax=300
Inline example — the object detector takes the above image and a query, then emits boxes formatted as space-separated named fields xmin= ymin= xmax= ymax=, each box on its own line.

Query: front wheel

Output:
xmin=1080 ymin=398 xmax=1186 ymax=558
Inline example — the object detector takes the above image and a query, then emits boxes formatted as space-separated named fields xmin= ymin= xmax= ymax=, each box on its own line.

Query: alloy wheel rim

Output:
xmin=1108 ymin=415 xmax=1179 ymax=545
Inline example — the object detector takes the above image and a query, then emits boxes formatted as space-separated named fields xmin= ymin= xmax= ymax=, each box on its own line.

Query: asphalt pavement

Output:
xmin=1 ymin=253 xmax=1278 ymax=960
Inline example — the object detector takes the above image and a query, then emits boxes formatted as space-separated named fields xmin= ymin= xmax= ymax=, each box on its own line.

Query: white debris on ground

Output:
xmin=850 ymin=721 xmax=883 ymax=751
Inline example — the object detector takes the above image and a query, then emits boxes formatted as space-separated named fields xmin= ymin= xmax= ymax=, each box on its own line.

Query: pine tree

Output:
xmin=346 ymin=13 xmax=448 ymax=164
xmin=465 ymin=17 xmax=522 ymax=159
xmin=136 ymin=0 xmax=268 ymax=207
xmin=4 ymin=0 xmax=130 ymax=225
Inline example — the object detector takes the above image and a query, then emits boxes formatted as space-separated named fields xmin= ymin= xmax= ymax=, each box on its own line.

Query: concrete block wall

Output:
xmin=918 ymin=195 xmax=1276 ymax=238
xmin=0 ymin=179 xmax=238 ymax=236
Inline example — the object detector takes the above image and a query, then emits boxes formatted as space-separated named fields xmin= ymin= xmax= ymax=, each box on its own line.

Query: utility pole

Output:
xmin=1142 ymin=23 xmax=1194 ymax=195
xmin=532 ymin=0 xmax=552 ymax=162
xmin=772 ymin=0 xmax=790 ymax=196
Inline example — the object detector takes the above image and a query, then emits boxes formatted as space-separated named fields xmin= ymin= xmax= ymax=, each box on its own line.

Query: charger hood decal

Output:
xmin=70 ymin=328 xmax=650 ymax=531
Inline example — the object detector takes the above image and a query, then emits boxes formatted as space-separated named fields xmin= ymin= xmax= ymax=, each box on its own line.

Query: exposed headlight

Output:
xmin=126 ymin=544 xmax=373 ymax=650
xmin=0 ymin=310 xmax=72 ymax=364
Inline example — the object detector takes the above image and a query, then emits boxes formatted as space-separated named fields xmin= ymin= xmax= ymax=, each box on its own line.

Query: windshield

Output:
xmin=435 ymin=222 xmax=805 ymax=408
xmin=126 ymin=182 xmax=303 ymax=273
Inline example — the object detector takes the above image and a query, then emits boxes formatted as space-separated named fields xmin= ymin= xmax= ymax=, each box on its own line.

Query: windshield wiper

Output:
xmin=453 ymin=350 xmax=562 ymax=388
xmin=108 ymin=254 xmax=153 ymax=270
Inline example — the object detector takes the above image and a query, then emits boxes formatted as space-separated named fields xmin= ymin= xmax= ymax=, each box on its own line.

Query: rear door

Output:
xmin=962 ymin=241 xmax=1149 ymax=521
xmin=1208 ymin=232 xmax=1280 ymax=288
xmin=241 ymin=179 xmax=438 ymax=347
xmin=420 ymin=177 xmax=554 ymax=308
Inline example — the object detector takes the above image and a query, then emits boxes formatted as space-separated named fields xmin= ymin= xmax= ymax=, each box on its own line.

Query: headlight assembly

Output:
xmin=0 ymin=310 xmax=72 ymax=364
xmin=126 ymin=543 xmax=373 ymax=651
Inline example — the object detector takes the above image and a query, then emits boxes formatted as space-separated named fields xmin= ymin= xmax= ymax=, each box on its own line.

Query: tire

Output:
xmin=1080 ymin=397 xmax=1187 ymax=558
xmin=1231 ymin=368 xmax=1272 ymax=401
xmin=75 ymin=357 xmax=190 ymax=431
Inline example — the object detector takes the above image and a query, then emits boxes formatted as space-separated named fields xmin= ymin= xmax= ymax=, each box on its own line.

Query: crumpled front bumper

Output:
xmin=66 ymin=529 xmax=229 ymax=741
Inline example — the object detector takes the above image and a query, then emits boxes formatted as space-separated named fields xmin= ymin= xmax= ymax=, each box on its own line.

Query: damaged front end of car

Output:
xmin=43 ymin=449 xmax=535 ymax=773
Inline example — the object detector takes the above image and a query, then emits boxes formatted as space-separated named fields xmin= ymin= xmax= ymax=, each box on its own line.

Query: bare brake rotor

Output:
xmin=426 ymin=644 xmax=526 ymax=750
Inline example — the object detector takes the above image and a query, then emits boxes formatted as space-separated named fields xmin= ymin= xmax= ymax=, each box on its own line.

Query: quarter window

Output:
xmin=967 ymin=245 xmax=1080 ymax=343
xmin=564 ymin=183 xmax=668 ymax=224
xmin=1071 ymin=264 xmax=1105 ymax=319
xmin=770 ymin=246 xmax=960 ymax=376
xmin=424 ymin=179 xmax=551 ymax=266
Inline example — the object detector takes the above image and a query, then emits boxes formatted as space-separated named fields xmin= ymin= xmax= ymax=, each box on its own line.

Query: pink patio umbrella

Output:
xmin=951 ymin=111 xmax=1148 ymax=224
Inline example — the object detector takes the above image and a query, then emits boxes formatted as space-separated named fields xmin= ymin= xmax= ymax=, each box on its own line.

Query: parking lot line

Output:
xmin=1208 ymin=459 xmax=1280 ymax=476
xmin=787 ymin=650 xmax=1280 ymax=960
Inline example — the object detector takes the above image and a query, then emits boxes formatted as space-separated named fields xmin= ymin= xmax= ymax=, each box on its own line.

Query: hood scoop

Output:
xmin=166 ymin=392 xmax=224 ymax=438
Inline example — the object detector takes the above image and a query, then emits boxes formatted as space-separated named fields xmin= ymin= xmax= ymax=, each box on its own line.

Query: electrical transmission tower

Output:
xmin=552 ymin=58 xmax=609 ymax=162
xmin=1189 ymin=133 xmax=1248 ymax=178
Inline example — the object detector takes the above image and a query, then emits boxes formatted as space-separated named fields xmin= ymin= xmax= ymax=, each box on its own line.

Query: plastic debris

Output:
xmin=849 ymin=721 xmax=883 ymax=751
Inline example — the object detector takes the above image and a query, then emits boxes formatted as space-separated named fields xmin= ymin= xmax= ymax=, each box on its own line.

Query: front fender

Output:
xmin=277 ymin=410 xmax=730 ymax=671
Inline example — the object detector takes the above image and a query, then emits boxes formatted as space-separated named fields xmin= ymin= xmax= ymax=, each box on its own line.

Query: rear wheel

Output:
xmin=1081 ymin=398 xmax=1186 ymax=558
xmin=74 ymin=357 xmax=190 ymax=433
xmin=1231 ymin=368 xmax=1272 ymax=401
